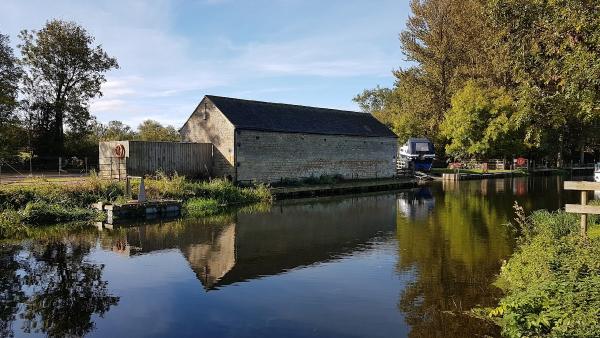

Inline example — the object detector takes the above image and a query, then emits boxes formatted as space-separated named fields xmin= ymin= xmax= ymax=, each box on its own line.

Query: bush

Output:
xmin=185 ymin=198 xmax=221 ymax=217
xmin=0 ymin=210 xmax=27 ymax=239
xmin=20 ymin=201 xmax=101 ymax=225
xmin=488 ymin=208 xmax=600 ymax=337
xmin=0 ymin=179 xmax=125 ymax=210
xmin=142 ymin=176 xmax=272 ymax=205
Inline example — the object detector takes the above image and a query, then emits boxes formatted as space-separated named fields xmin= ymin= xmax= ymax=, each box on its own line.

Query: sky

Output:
xmin=0 ymin=0 xmax=411 ymax=128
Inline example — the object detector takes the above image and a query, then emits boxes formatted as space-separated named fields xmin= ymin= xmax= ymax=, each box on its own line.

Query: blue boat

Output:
xmin=398 ymin=138 xmax=435 ymax=172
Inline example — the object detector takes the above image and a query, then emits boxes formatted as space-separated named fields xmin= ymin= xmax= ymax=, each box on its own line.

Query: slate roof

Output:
xmin=205 ymin=95 xmax=397 ymax=138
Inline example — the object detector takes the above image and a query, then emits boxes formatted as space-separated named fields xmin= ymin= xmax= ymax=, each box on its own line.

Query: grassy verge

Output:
xmin=0 ymin=173 xmax=272 ymax=239
xmin=482 ymin=202 xmax=600 ymax=337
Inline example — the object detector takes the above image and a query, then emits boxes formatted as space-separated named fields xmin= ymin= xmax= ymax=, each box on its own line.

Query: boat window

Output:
xmin=415 ymin=142 xmax=430 ymax=152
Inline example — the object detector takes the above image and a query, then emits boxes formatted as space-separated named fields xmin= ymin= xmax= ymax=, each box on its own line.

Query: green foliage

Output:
xmin=355 ymin=0 xmax=493 ymax=148
xmin=356 ymin=0 xmax=600 ymax=162
xmin=0 ymin=179 xmax=125 ymax=211
xmin=489 ymin=209 xmax=600 ymax=337
xmin=441 ymin=81 xmax=522 ymax=159
xmin=0 ymin=175 xmax=271 ymax=239
xmin=0 ymin=33 xmax=23 ymax=158
xmin=135 ymin=119 xmax=180 ymax=142
xmin=184 ymin=198 xmax=221 ymax=217
xmin=488 ymin=0 xmax=600 ymax=162
xmin=100 ymin=120 xmax=136 ymax=141
xmin=19 ymin=19 xmax=118 ymax=155
xmin=141 ymin=173 xmax=272 ymax=205
xmin=20 ymin=201 xmax=101 ymax=225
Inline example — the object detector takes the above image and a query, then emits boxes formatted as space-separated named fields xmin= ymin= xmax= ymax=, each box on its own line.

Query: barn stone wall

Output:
xmin=180 ymin=99 xmax=236 ymax=179
xmin=235 ymin=130 xmax=397 ymax=183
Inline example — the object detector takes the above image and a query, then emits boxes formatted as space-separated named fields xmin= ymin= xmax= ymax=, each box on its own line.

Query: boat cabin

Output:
xmin=398 ymin=138 xmax=436 ymax=171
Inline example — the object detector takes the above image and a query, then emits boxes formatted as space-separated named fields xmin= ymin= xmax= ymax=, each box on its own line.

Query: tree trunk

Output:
xmin=54 ymin=109 xmax=64 ymax=156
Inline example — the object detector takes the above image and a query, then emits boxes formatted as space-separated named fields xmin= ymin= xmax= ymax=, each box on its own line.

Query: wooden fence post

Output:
xmin=564 ymin=181 xmax=600 ymax=239
xmin=581 ymin=190 xmax=588 ymax=238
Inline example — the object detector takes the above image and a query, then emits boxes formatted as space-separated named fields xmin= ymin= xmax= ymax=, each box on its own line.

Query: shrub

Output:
xmin=20 ymin=201 xmax=101 ymax=225
xmin=488 ymin=208 xmax=600 ymax=337
xmin=0 ymin=210 xmax=27 ymax=239
xmin=185 ymin=198 xmax=221 ymax=217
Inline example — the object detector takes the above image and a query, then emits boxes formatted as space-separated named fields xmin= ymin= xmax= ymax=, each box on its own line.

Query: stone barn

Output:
xmin=180 ymin=95 xmax=398 ymax=183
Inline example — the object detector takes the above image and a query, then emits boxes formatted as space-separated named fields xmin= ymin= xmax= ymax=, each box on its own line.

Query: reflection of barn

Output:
xmin=104 ymin=194 xmax=397 ymax=290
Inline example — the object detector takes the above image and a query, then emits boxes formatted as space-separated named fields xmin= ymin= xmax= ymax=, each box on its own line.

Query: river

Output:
xmin=0 ymin=176 xmax=584 ymax=337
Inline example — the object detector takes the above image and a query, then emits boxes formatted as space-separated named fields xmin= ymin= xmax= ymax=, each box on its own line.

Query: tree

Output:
xmin=488 ymin=0 xmax=600 ymax=164
xmin=355 ymin=0 xmax=493 ymax=147
xmin=19 ymin=20 xmax=118 ymax=155
xmin=441 ymin=81 xmax=522 ymax=159
xmin=0 ymin=33 xmax=23 ymax=158
xmin=136 ymin=119 xmax=180 ymax=141
xmin=100 ymin=120 xmax=136 ymax=141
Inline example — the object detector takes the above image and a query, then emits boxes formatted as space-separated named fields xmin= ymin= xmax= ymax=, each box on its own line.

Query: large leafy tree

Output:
xmin=488 ymin=0 xmax=600 ymax=164
xmin=19 ymin=20 xmax=118 ymax=155
xmin=441 ymin=81 xmax=522 ymax=159
xmin=0 ymin=33 xmax=23 ymax=158
xmin=356 ymin=0 xmax=493 ymax=147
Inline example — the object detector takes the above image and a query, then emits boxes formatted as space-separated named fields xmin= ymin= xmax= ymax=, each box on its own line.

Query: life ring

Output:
xmin=114 ymin=144 xmax=126 ymax=158
xmin=516 ymin=157 xmax=526 ymax=166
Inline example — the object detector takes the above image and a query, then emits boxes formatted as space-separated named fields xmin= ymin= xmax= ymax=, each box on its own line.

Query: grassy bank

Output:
xmin=0 ymin=173 xmax=271 ymax=239
xmin=485 ymin=203 xmax=600 ymax=337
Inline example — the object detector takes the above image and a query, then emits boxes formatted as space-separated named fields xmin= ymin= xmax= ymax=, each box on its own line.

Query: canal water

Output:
xmin=0 ymin=177 xmax=584 ymax=338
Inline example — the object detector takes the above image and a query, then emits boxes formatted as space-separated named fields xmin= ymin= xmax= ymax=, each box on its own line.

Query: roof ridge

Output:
xmin=205 ymin=95 xmax=366 ymax=116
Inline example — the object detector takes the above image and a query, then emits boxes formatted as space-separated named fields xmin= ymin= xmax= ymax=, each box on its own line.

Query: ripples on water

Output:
xmin=0 ymin=177 xmax=583 ymax=337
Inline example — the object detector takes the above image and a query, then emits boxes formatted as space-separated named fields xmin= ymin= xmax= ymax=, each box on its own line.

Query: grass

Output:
xmin=0 ymin=172 xmax=272 ymax=239
xmin=481 ymin=204 xmax=600 ymax=337
xmin=184 ymin=198 xmax=222 ymax=217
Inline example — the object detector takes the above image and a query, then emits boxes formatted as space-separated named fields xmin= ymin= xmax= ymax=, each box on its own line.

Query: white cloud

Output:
xmin=1 ymin=0 xmax=406 ymax=128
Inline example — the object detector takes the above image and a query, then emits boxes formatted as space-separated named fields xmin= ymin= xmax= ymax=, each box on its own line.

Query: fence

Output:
xmin=99 ymin=141 xmax=213 ymax=179
xmin=564 ymin=181 xmax=600 ymax=238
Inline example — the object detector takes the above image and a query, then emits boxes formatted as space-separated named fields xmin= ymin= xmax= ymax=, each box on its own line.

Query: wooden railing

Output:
xmin=564 ymin=181 xmax=600 ymax=238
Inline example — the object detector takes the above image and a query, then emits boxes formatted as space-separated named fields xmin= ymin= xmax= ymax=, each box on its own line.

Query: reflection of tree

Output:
xmin=397 ymin=181 xmax=516 ymax=337
xmin=0 ymin=245 xmax=24 ymax=338
xmin=20 ymin=241 xmax=119 ymax=337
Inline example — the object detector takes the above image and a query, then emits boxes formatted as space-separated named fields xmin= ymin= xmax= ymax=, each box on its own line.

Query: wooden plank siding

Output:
xmin=99 ymin=141 xmax=212 ymax=179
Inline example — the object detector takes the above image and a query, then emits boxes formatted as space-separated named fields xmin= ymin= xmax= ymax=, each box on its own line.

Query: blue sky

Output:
xmin=1 ymin=0 xmax=411 ymax=128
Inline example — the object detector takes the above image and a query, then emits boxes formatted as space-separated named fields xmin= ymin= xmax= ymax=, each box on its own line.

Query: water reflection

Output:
xmin=0 ymin=245 xmax=24 ymax=338
xmin=0 ymin=177 xmax=580 ymax=337
xmin=0 ymin=239 xmax=119 ymax=337
xmin=102 ymin=194 xmax=397 ymax=290
xmin=396 ymin=177 xmax=578 ymax=337
xmin=397 ymin=187 xmax=435 ymax=220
